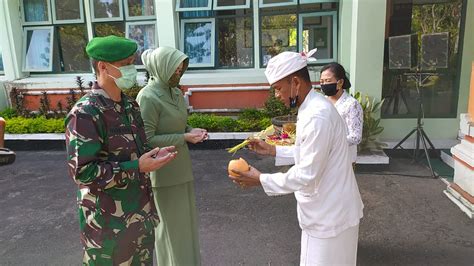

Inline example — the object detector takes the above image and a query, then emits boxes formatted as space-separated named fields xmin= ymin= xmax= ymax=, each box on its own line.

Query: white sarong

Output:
xmin=300 ymin=224 xmax=359 ymax=266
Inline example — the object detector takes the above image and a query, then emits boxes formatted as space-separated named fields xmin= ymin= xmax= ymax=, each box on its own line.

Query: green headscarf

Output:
xmin=141 ymin=47 xmax=188 ymax=88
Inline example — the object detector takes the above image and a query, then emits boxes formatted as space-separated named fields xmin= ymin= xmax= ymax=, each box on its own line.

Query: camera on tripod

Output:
xmin=387 ymin=32 xmax=450 ymax=177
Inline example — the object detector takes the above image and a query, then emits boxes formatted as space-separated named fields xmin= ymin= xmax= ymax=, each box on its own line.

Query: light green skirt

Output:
xmin=152 ymin=182 xmax=201 ymax=266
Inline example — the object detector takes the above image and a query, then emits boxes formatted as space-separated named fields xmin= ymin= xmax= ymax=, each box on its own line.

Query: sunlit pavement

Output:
xmin=1 ymin=150 xmax=473 ymax=265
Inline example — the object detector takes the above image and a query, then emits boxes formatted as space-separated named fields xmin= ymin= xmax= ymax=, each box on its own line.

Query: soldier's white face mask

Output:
xmin=107 ymin=63 xmax=138 ymax=90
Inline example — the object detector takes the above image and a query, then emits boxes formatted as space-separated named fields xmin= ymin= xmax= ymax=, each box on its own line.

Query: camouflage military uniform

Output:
xmin=65 ymin=82 xmax=159 ymax=265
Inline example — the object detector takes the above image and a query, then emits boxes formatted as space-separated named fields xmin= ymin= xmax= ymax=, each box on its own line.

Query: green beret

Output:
xmin=86 ymin=35 xmax=138 ymax=62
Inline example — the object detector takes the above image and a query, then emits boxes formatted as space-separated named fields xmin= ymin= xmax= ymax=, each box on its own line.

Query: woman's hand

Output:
xmin=187 ymin=128 xmax=208 ymax=143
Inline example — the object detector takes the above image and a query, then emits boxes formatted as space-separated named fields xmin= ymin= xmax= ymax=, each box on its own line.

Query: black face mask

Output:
xmin=289 ymin=95 xmax=299 ymax=109
xmin=289 ymin=82 xmax=299 ymax=109
xmin=321 ymin=83 xmax=338 ymax=96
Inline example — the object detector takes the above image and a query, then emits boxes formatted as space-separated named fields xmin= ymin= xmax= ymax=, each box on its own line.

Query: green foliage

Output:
xmin=4 ymin=112 xmax=271 ymax=134
xmin=236 ymin=117 xmax=272 ymax=132
xmin=411 ymin=0 xmax=463 ymax=67
xmin=5 ymin=116 xmax=65 ymax=134
xmin=185 ymin=88 xmax=289 ymax=133
xmin=0 ymin=108 xmax=18 ymax=119
xmin=187 ymin=113 xmax=271 ymax=132
xmin=236 ymin=109 xmax=272 ymax=131
xmin=263 ymin=87 xmax=290 ymax=117
xmin=353 ymin=92 xmax=386 ymax=152
xmin=238 ymin=108 xmax=266 ymax=120
xmin=188 ymin=114 xmax=237 ymax=132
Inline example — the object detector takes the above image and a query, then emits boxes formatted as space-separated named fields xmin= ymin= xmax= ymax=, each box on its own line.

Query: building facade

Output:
xmin=0 ymin=0 xmax=473 ymax=147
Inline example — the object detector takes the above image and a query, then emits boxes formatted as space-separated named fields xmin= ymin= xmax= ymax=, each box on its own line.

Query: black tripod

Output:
xmin=383 ymin=74 xmax=411 ymax=115
xmin=392 ymin=70 xmax=438 ymax=178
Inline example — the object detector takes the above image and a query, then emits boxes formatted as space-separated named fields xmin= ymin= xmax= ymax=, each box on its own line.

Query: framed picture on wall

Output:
xmin=125 ymin=0 xmax=155 ymax=20
xmin=23 ymin=26 xmax=54 ymax=72
xmin=21 ymin=0 xmax=52 ymax=25
xmin=259 ymin=0 xmax=296 ymax=8
xmin=126 ymin=21 xmax=158 ymax=66
xmin=51 ymin=0 xmax=84 ymax=23
xmin=180 ymin=18 xmax=215 ymax=68
xmin=91 ymin=0 xmax=123 ymax=22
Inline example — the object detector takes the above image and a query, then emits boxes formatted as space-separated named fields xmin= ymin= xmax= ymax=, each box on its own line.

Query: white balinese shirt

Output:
xmin=260 ymin=89 xmax=364 ymax=238
xmin=334 ymin=91 xmax=363 ymax=163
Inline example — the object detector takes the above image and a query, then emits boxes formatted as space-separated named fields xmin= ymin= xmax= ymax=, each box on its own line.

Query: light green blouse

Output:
xmin=136 ymin=47 xmax=193 ymax=187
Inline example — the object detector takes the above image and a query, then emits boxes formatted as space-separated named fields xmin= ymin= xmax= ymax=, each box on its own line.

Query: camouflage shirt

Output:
xmin=65 ymin=83 xmax=159 ymax=250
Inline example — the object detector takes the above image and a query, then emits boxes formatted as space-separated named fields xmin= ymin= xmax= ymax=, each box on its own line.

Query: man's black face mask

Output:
xmin=289 ymin=95 xmax=299 ymax=108
xmin=289 ymin=80 xmax=299 ymax=109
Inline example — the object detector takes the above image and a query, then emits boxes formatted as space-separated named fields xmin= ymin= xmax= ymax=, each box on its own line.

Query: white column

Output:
xmin=347 ymin=0 xmax=386 ymax=99
xmin=338 ymin=0 xmax=353 ymax=74
xmin=253 ymin=0 xmax=260 ymax=69
xmin=0 ymin=0 xmax=26 ymax=80
xmin=155 ymin=0 xmax=179 ymax=48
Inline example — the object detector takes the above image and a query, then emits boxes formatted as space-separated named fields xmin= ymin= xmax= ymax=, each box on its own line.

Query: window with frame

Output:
xmin=260 ymin=1 xmax=338 ymax=67
xmin=22 ymin=0 xmax=89 ymax=73
xmin=176 ymin=0 xmax=338 ymax=69
xmin=20 ymin=0 xmax=158 ymax=73
xmin=381 ymin=0 xmax=466 ymax=118
xmin=91 ymin=0 xmax=158 ymax=66
xmin=178 ymin=0 xmax=254 ymax=69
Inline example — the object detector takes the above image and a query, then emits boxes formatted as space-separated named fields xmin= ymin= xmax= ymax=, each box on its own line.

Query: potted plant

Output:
xmin=353 ymin=92 xmax=386 ymax=152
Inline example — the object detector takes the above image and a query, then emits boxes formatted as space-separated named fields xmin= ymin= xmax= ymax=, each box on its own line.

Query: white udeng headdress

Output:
xmin=264 ymin=48 xmax=317 ymax=85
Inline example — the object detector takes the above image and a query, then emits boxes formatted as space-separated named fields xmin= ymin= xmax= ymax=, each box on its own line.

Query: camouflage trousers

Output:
xmin=82 ymin=227 xmax=154 ymax=266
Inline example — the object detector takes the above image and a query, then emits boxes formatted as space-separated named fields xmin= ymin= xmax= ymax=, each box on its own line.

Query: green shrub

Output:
xmin=188 ymin=114 xmax=237 ymax=132
xmin=5 ymin=116 xmax=65 ymax=134
xmin=4 ymin=112 xmax=270 ymax=134
xmin=235 ymin=117 xmax=271 ymax=132
xmin=187 ymin=113 xmax=270 ymax=132
xmin=238 ymin=108 xmax=267 ymax=120
xmin=263 ymin=87 xmax=290 ymax=117
xmin=0 ymin=108 xmax=18 ymax=119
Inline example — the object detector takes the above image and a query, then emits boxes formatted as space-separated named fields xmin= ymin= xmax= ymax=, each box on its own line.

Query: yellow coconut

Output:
xmin=228 ymin=157 xmax=250 ymax=177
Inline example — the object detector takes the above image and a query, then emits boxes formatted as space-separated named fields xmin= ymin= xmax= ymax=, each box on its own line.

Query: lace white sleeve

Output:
xmin=345 ymin=100 xmax=363 ymax=146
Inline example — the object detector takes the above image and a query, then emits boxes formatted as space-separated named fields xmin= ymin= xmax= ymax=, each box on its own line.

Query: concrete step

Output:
xmin=356 ymin=149 xmax=389 ymax=165
xmin=440 ymin=149 xmax=454 ymax=169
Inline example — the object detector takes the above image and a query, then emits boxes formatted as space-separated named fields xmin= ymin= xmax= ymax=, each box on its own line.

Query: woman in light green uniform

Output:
xmin=136 ymin=47 xmax=207 ymax=266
